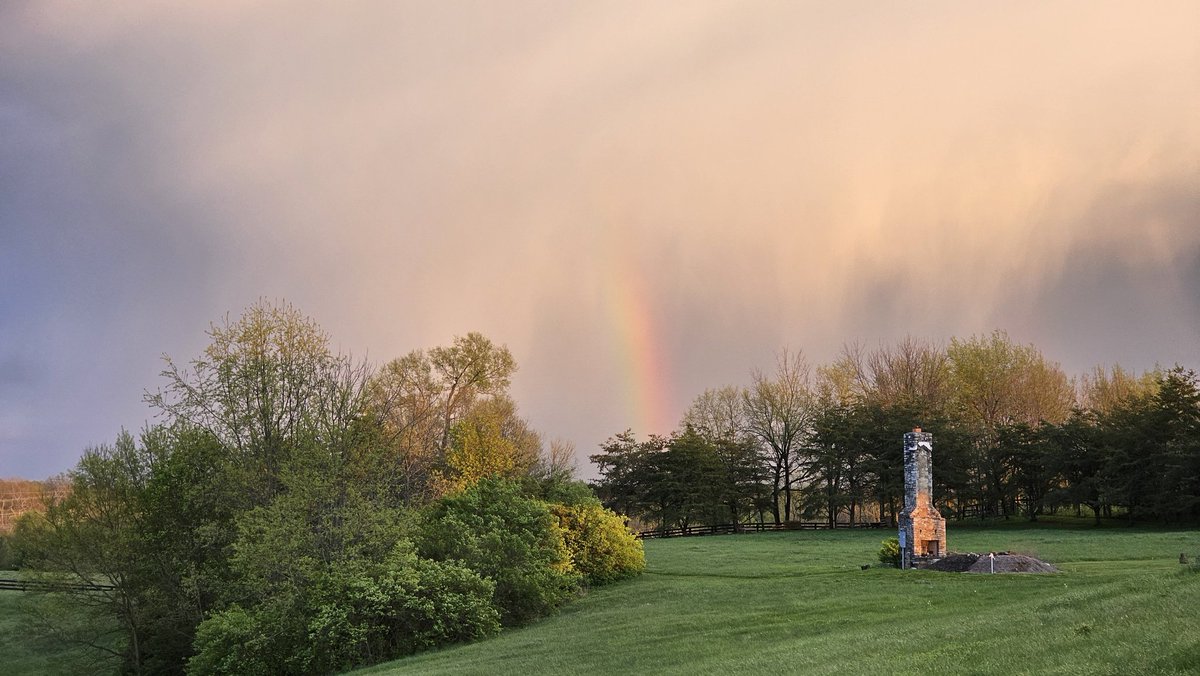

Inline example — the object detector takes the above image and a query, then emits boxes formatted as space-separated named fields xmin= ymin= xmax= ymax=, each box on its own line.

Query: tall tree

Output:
xmin=145 ymin=299 xmax=369 ymax=505
xmin=1041 ymin=410 xmax=1106 ymax=522
xmin=947 ymin=330 xmax=1074 ymax=517
xmin=1078 ymin=364 xmax=1160 ymax=415
xmin=437 ymin=396 xmax=541 ymax=494
xmin=682 ymin=386 xmax=747 ymax=443
xmin=367 ymin=333 xmax=517 ymax=502
xmin=742 ymin=349 xmax=814 ymax=523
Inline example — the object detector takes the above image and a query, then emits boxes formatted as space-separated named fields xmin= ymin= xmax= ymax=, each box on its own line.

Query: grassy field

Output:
xmin=0 ymin=581 xmax=113 ymax=675
xmin=2 ymin=523 xmax=1196 ymax=675
xmin=359 ymin=520 xmax=1200 ymax=675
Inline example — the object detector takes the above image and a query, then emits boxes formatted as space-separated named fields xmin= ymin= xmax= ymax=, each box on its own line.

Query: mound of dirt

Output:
xmin=923 ymin=553 xmax=979 ymax=572
xmin=920 ymin=552 xmax=1057 ymax=573
xmin=967 ymin=554 xmax=1057 ymax=573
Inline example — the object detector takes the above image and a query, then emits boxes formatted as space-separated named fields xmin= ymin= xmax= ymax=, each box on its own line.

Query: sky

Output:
xmin=2 ymin=1 xmax=1198 ymax=480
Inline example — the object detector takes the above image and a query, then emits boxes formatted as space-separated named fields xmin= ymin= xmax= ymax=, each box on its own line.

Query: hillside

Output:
xmin=359 ymin=523 xmax=1200 ymax=675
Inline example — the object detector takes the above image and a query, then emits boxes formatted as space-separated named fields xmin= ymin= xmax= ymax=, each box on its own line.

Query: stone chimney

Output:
xmin=899 ymin=428 xmax=946 ymax=567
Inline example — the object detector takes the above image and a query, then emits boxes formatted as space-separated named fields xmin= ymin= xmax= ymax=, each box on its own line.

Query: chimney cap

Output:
xmin=913 ymin=427 xmax=922 ymax=433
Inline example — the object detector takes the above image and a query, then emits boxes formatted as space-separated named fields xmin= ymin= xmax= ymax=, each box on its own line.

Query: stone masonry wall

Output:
xmin=899 ymin=428 xmax=946 ymax=562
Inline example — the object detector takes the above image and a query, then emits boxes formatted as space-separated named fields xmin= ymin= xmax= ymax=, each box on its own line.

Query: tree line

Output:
xmin=7 ymin=300 xmax=644 ymax=675
xmin=592 ymin=332 xmax=1200 ymax=531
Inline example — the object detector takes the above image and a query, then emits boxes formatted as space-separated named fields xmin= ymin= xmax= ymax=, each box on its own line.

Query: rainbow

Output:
xmin=604 ymin=256 xmax=674 ymax=438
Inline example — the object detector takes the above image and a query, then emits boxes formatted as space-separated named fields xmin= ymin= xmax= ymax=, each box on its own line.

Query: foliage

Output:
xmin=366 ymin=333 xmax=518 ymax=503
xmin=185 ymin=446 xmax=501 ymax=673
xmin=591 ymin=430 xmax=768 ymax=531
xmin=188 ymin=605 xmax=275 ymax=676
xmin=189 ymin=543 xmax=500 ymax=675
xmin=15 ymin=431 xmax=168 ymax=673
xmin=877 ymin=537 xmax=900 ymax=566
xmin=308 ymin=546 xmax=499 ymax=663
xmin=522 ymin=476 xmax=597 ymax=508
xmin=146 ymin=299 xmax=371 ymax=506
xmin=549 ymin=503 xmax=645 ymax=585
xmin=419 ymin=478 xmax=579 ymax=626
xmin=594 ymin=334 xmax=1200 ymax=530
xmin=437 ymin=397 xmax=540 ymax=494
xmin=13 ymin=302 xmax=589 ymax=675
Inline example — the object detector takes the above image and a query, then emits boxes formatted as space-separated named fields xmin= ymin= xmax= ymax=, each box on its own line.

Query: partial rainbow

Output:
xmin=603 ymin=256 xmax=674 ymax=438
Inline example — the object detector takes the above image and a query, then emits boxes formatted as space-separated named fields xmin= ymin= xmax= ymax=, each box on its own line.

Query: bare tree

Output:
xmin=742 ymin=349 xmax=814 ymax=523
xmin=682 ymin=385 xmax=746 ymax=443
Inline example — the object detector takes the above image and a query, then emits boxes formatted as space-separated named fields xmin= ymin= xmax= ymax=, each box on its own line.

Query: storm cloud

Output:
xmin=2 ymin=1 xmax=1198 ymax=478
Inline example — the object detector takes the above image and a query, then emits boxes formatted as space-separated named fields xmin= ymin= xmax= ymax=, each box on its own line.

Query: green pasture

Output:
xmin=0 ymin=571 xmax=121 ymax=676
xmin=361 ymin=522 xmax=1200 ymax=675
xmin=2 ymin=523 xmax=1197 ymax=675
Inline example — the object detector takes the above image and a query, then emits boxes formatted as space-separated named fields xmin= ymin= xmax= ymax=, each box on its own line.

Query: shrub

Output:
xmin=306 ymin=543 xmax=500 ymax=672
xmin=420 ymin=477 xmax=580 ymax=626
xmin=189 ymin=605 xmax=280 ymax=676
xmin=190 ymin=542 xmax=501 ymax=675
xmin=878 ymin=537 xmax=901 ymax=567
xmin=550 ymin=503 xmax=645 ymax=585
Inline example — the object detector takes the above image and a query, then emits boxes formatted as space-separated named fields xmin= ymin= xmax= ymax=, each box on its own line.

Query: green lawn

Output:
xmin=359 ymin=522 xmax=1200 ymax=675
xmin=0 ymin=579 xmax=112 ymax=675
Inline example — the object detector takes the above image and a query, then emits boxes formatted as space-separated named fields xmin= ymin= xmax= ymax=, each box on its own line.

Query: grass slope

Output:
xmin=360 ymin=521 xmax=1200 ymax=675
xmin=0 ymin=587 xmax=107 ymax=675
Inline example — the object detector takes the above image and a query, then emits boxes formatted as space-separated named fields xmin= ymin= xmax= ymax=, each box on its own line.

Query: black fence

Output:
xmin=637 ymin=521 xmax=886 ymax=539
xmin=0 ymin=577 xmax=116 ymax=593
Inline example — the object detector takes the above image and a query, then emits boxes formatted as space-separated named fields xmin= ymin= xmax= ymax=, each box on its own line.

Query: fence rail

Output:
xmin=637 ymin=521 xmax=886 ymax=539
xmin=0 ymin=577 xmax=116 ymax=593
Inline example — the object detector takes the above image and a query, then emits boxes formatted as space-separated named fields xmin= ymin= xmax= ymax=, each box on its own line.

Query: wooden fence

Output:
xmin=637 ymin=521 xmax=886 ymax=539
xmin=0 ymin=577 xmax=116 ymax=593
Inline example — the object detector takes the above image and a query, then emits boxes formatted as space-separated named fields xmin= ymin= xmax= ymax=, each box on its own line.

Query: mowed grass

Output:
xmin=0 ymin=581 xmax=107 ymax=675
xmin=359 ymin=522 xmax=1200 ymax=675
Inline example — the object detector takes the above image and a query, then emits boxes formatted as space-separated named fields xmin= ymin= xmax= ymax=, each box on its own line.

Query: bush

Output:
xmin=189 ymin=605 xmax=280 ymax=676
xmin=420 ymin=477 xmax=580 ymax=626
xmin=306 ymin=543 xmax=500 ymax=671
xmin=878 ymin=537 xmax=900 ymax=567
xmin=190 ymin=542 xmax=501 ymax=675
xmin=550 ymin=503 xmax=645 ymax=586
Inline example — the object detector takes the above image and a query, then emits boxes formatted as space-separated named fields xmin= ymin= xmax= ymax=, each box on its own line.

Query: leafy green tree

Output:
xmin=1099 ymin=367 xmax=1200 ymax=521
xmin=1078 ymin=364 xmax=1160 ymax=415
xmin=998 ymin=422 xmax=1057 ymax=521
xmin=146 ymin=299 xmax=370 ymax=506
xmin=429 ymin=333 xmax=518 ymax=453
xmin=590 ymin=431 xmax=663 ymax=523
xmin=419 ymin=477 xmax=579 ymax=626
xmin=14 ymin=433 xmax=146 ymax=672
xmin=682 ymin=388 xmax=772 ymax=524
xmin=13 ymin=426 xmax=240 ymax=675
xmin=1041 ymin=410 xmax=1106 ymax=522
xmin=947 ymin=330 xmax=1074 ymax=518
xmin=809 ymin=401 xmax=865 ymax=526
